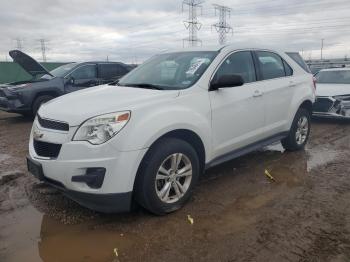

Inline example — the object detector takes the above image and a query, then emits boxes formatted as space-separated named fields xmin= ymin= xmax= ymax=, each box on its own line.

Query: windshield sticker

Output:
xmin=186 ymin=58 xmax=208 ymax=75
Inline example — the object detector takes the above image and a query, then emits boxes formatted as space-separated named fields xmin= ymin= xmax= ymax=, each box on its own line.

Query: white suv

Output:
xmin=27 ymin=45 xmax=315 ymax=215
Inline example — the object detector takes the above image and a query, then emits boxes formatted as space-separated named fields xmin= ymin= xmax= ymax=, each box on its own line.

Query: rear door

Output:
xmin=253 ymin=51 xmax=294 ymax=136
xmin=209 ymin=51 xmax=266 ymax=159
xmin=64 ymin=64 xmax=98 ymax=93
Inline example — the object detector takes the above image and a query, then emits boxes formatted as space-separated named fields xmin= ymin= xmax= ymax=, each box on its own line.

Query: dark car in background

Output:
xmin=0 ymin=50 xmax=133 ymax=116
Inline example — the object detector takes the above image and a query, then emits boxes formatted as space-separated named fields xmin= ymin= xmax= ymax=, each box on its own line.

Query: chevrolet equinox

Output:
xmin=27 ymin=45 xmax=315 ymax=215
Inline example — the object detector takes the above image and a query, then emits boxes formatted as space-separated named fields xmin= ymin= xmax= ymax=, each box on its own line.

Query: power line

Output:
xmin=212 ymin=4 xmax=233 ymax=45
xmin=182 ymin=0 xmax=204 ymax=47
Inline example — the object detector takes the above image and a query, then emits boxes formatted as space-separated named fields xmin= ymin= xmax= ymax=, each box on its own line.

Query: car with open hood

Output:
xmin=26 ymin=45 xmax=315 ymax=215
xmin=0 ymin=50 xmax=133 ymax=116
xmin=313 ymin=68 xmax=350 ymax=118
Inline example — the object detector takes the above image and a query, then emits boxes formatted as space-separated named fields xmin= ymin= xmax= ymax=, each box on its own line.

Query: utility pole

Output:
xmin=321 ymin=38 xmax=324 ymax=60
xmin=182 ymin=0 xmax=204 ymax=47
xmin=212 ymin=4 xmax=233 ymax=45
xmin=39 ymin=39 xmax=47 ymax=62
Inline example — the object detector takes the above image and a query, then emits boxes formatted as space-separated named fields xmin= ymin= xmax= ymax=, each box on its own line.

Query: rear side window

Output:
xmin=214 ymin=51 xmax=256 ymax=83
xmin=99 ymin=64 xmax=128 ymax=79
xmin=286 ymin=52 xmax=311 ymax=73
xmin=256 ymin=51 xmax=286 ymax=80
xmin=70 ymin=65 xmax=96 ymax=80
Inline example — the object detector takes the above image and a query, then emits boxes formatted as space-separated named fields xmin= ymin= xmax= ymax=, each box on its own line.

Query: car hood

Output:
xmin=316 ymin=83 xmax=350 ymax=97
xmin=39 ymin=85 xmax=180 ymax=126
xmin=9 ymin=50 xmax=52 ymax=77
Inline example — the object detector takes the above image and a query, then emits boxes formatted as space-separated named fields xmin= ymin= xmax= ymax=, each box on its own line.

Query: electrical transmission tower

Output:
xmin=13 ymin=38 xmax=23 ymax=51
xmin=182 ymin=0 xmax=204 ymax=47
xmin=39 ymin=39 xmax=47 ymax=62
xmin=212 ymin=4 xmax=233 ymax=45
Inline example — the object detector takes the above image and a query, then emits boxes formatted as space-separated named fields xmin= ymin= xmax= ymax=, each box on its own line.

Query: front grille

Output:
xmin=34 ymin=140 xmax=62 ymax=158
xmin=37 ymin=115 xmax=69 ymax=131
xmin=313 ymin=97 xmax=334 ymax=112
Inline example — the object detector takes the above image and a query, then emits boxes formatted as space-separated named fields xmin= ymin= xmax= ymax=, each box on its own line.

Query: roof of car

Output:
xmin=75 ymin=61 xmax=128 ymax=65
xmin=320 ymin=67 xmax=350 ymax=72
xmin=164 ymin=44 xmax=296 ymax=53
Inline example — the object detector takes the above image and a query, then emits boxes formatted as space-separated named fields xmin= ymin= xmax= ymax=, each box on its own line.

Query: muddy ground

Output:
xmin=0 ymin=111 xmax=350 ymax=262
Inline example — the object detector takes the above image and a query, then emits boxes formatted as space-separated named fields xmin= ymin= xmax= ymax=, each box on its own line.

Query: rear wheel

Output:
xmin=135 ymin=138 xmax=199 ymax=215
xmin=281 ymin=108 xmax=311 ymax=151
xmin=32 ymin=95 xmax=54 ymax=116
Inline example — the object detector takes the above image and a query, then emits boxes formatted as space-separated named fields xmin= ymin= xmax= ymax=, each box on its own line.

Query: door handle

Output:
xmin=253 ymin=90 xmax=263 ymax=97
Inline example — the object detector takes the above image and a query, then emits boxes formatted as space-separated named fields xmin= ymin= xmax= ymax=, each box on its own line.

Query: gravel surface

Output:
xmin=0 ymin=111 xmax=350 ymax=262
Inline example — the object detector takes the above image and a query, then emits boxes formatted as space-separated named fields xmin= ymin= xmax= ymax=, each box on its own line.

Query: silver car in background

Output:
xmin=313 ymin=68 xmax=350 ymax=118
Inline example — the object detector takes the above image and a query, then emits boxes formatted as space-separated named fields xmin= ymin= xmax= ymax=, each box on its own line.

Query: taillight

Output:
xmin=312 ymin=77 xmax=317 ymax=90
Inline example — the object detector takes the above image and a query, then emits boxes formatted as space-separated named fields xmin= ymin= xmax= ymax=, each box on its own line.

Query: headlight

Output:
xmin=7 ymin=83 xmax=31 ymax=91
xmin=73 ymin=111 xmax=131 ymax=145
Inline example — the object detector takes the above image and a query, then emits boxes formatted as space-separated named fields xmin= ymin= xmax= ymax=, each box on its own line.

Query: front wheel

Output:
xmin=281 ymin=108 xmax=311 ymax=151
xmin=135 ymin=138 xmax=199 ymax=215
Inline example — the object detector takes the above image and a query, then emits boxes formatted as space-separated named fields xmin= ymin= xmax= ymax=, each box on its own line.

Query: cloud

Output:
xmin=0 ymin=0 xmax=349 ymax=63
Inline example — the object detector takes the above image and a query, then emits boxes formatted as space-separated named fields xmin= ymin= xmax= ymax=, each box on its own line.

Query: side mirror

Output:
xmin=210 ymin=74 xmax=244 ymax=91
xmin=67 ymin=76 xmax=75 ymax=85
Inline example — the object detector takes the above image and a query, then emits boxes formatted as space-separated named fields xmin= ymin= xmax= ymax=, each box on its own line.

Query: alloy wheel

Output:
xmin=155 ymin=153 xmax=193 ymax=204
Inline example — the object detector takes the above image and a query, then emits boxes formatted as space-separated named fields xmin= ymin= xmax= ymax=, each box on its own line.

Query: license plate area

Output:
xmin=27 ymin=156 xmax=44 ymax=180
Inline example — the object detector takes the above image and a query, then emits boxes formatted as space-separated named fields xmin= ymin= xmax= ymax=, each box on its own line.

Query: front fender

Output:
xmin=113 ymin=97 xmax=212 ymax=161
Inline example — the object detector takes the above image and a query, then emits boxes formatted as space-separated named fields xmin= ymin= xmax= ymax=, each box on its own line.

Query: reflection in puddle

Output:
xmin=0 ymin=206 xmax=42 ymax=262
xmin=0 ymin=153 xmax=11 ymax=162
xmin=306 ymin=146 xmax=342 ymax=171
xmin=39 ymin=215 xmax=136 ymax=262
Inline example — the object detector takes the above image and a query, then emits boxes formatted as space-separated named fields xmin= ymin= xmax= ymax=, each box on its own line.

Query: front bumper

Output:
xmin=313 ymin=96 xmax=350 ymax=119
xmin=0 ymin=89 xmax=26 ymax=112
xmin=28 ymin=120 xmax=148 ymax=213
xmin=27 ymin=155 xmax=132 ymax=213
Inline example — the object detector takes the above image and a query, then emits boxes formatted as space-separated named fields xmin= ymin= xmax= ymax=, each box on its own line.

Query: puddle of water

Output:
xmin=0 ymin=206 xmax=42 ymax=262
xmin=0 ymin=153 xmax=11 ymax=162
xmin=306 ymin=147 xmax=342 ymax=171
xmin=0 ymin=204 xmax=140 ymax=262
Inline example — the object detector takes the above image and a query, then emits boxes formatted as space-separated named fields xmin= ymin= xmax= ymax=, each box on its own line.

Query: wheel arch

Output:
xmin=299 ymin=99 xmax=313 ymax=114
xmin=132 ymin=128 xmax=207 ymax=194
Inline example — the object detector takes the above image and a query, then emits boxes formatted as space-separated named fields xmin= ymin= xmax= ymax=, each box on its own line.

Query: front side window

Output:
xmin=256 ymin=51 xmax=285 ymax=80
xmin=283 ymin=60 xmax=293 ymax=76
xmin=316 ymin=70 xmax=350 ymax=84
xmin=214 ymin=51 xmax=256 ymax=84
xmin=70 ymin=65 xmax=96 ymax=80
xmin=118 ymin=51 xmax=218 ymax=90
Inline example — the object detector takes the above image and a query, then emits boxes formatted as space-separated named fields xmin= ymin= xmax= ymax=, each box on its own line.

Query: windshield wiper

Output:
xmin=123 ymin=83 xmax=164 ymax=90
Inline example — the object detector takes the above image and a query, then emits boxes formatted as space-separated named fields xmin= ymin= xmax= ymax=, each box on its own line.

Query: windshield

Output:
xmin=316 ymin=70 xmax=350 ymax=84
xmin=41 ymin=63 xmax=77 ymax=79
xmin=118 ymin=51 xmax=218 ymax=90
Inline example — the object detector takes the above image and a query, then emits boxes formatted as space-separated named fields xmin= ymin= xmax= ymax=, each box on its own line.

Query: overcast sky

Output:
xmin=1 ymin=0 xmax=350 ymax=63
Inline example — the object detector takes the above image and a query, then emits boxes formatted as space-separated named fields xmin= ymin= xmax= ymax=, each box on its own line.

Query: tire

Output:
xmin=281 ymin=108 xmax=311 ymax=151
xmin=32 ymin=95 xmax=54 ymax=116
xmin=135 ymin=138 xmax=200 ymax=215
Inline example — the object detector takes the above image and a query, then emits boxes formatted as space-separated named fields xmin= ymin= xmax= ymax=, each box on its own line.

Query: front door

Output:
xmin=65 ymin=64 xmax=98 ymax=93
xmin=209 ymin=51 xmax=265 ymax=159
